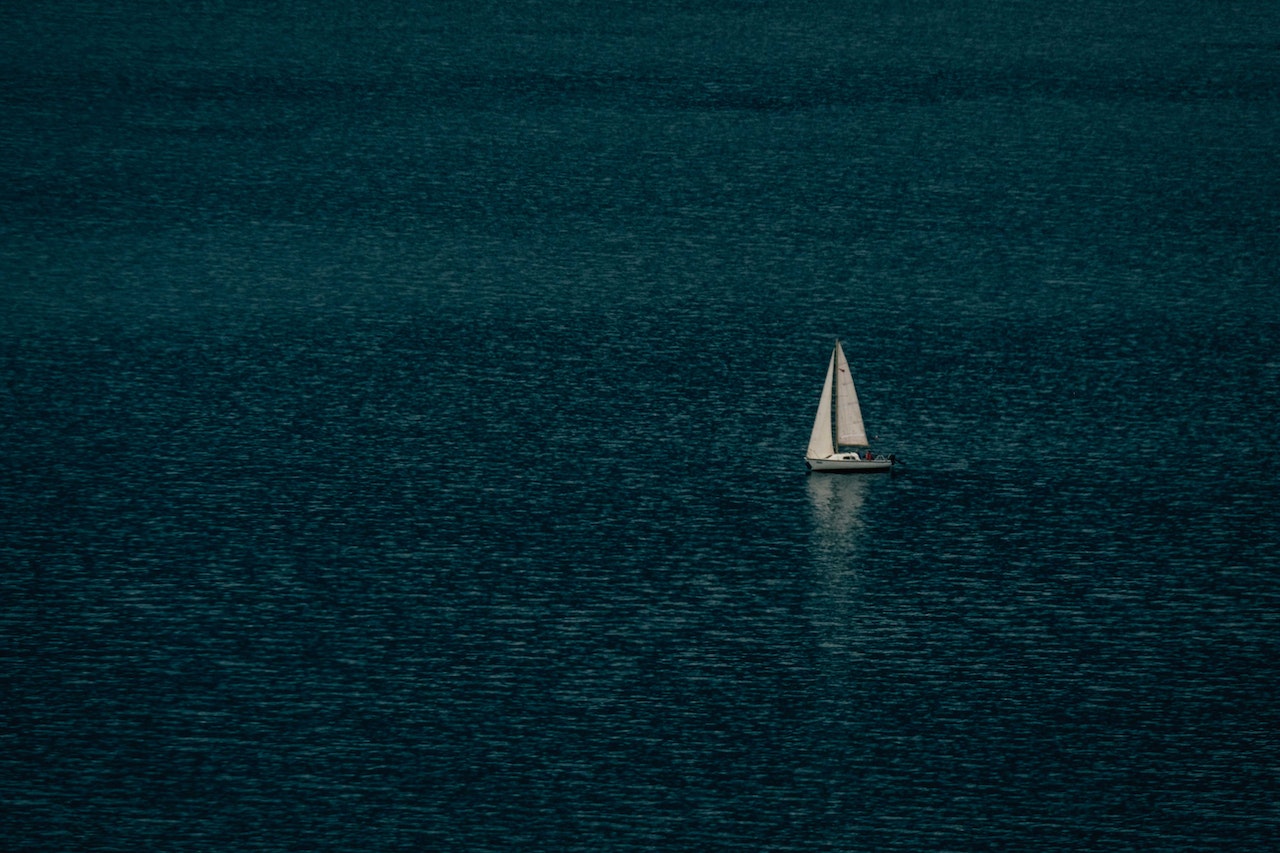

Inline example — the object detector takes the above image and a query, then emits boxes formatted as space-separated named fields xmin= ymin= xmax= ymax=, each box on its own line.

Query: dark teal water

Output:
xmin=3 ymin=1 xmax=1279 ymax=849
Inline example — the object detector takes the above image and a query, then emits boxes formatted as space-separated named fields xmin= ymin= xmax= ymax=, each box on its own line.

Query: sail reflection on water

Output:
xmin=805 ymin=474 xmax=878 ymax=671
xmin=807 ymin=473 xmax=871 ymax=554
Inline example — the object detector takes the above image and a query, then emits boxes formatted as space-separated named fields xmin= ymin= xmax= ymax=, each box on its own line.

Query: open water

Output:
xmin=3 ymin=1 xmax=1279 ymax=850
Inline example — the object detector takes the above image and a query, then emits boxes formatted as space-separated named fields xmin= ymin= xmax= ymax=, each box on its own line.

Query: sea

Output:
xmin=2 ymin=1 xmax=1278 ymax=850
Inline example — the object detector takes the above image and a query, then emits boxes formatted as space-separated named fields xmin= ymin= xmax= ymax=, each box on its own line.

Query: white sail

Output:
xmin=834 ymin=341 xmax=868 ymax=447
xmin=805 ymin=351 xmax=836 ymax=459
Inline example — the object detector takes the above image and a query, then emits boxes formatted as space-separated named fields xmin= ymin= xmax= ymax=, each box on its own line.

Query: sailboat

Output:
xmin=804 ymin=341 xmax=897 ymax=473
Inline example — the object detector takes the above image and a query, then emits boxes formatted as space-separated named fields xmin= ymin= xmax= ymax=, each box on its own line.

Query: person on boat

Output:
xmin=865 ymin=451 xmax=874 ymax=460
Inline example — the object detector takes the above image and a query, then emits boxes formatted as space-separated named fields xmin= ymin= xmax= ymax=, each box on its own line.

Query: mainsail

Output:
xmin=833 ymin=341 xmax=868 ymax=447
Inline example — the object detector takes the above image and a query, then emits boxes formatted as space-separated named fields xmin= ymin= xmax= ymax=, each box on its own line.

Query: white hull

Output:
xmin=805 ymin=454 xmax=893 ymax=474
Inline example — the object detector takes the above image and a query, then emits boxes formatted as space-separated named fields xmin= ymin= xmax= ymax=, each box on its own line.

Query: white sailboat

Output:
xmin=804 ymin=341 xmax=897 ymax=473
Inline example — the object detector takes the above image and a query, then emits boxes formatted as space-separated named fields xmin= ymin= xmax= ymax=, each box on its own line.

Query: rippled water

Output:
xmin=3 ymin=1 xmax=1279 ymax=850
